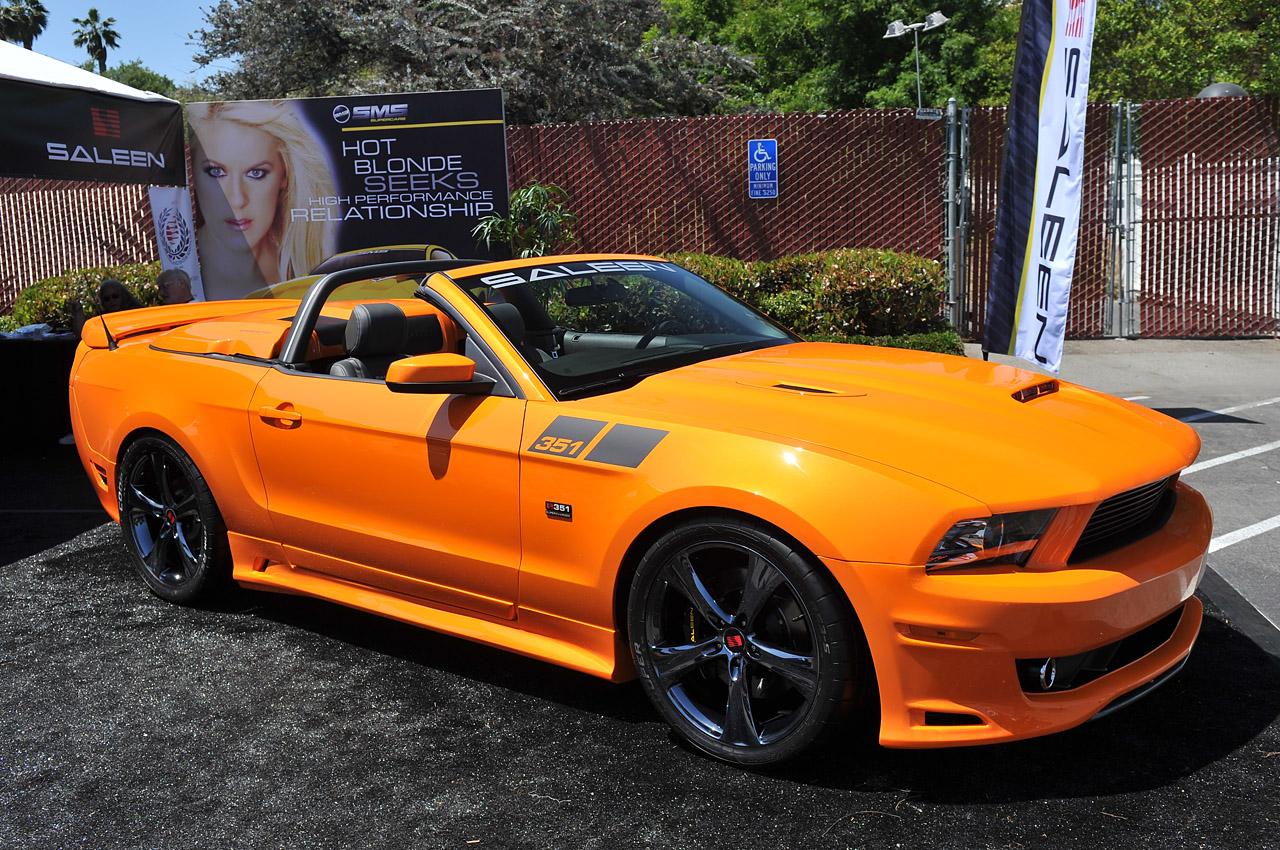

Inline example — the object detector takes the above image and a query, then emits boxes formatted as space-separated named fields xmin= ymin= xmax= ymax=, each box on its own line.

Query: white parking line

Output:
xmin=1123 ymin=395 xmax=1150 ymax=401
xmin=1180 ymin=396 xmax=1280 ymax=422
xmin=1183 ymin=439 xmax=1280 ymax=475
xmin=1209 ymin=514 xmax=1280 ymax=553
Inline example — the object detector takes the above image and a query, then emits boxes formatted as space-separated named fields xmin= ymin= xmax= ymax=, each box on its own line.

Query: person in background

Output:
xmin=60 ymin=278 xmax=142 ymax=446
xmin=157 ymin=269 xmax=194 ymax=305
xmin=67 ymin=278 xmax=142 ymax=338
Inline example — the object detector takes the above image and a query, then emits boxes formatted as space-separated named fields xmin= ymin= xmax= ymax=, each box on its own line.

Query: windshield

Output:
xmin=451 ymin=259 xmax=794 ymax=399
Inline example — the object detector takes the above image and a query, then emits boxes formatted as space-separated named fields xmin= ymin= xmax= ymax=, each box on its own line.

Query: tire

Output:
xmin=627 ymin=516 xmax=868 ymax=766
xmin=116 ymin=434 xmax=231 ymax=604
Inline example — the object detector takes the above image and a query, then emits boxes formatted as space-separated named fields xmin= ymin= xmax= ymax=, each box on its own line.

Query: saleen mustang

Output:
xmin=69 ymin=254 xmax=1211 ymax=765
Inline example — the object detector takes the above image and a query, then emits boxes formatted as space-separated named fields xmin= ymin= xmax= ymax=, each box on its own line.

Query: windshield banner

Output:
xmin=982 ymin=0 xmax=1098 ymax=372
xmin=187 ymin=88 xmax=510 ymax=300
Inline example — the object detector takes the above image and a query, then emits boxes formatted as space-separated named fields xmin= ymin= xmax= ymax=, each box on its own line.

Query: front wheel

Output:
xmin=116 ymin=435 xmax=231 ymax=604
xmin=627 ymin=517 xmax=867 ymax=766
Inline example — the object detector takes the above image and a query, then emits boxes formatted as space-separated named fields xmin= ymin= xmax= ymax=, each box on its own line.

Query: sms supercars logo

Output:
xmin=332 ymin=102 xmax=409 ymax=124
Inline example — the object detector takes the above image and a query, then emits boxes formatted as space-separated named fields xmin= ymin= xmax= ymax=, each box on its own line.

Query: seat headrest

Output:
xmin=488 ymin=302 xmax=526 ymax=344
xmin=346 ymin=303 xmax=406 ymax=356
xmin=403 ymin=313 xmax=444 ymax=355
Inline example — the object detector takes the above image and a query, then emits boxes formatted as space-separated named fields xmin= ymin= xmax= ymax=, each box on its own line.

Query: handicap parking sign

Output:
xmin=748 ymin=138 xmax=778 ymax=199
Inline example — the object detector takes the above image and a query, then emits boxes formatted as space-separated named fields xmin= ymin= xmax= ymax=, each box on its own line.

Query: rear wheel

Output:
xmin=628 ymin=517 xmax=866 ymax=766
xmin=116 ymin=435 xmax=231 ymax=604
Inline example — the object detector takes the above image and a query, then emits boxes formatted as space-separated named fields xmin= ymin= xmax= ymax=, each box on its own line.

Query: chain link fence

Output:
xmin=0 ymin=177 xmax=155 ymax=311
xmin=2 ymin=97 xmax=1277 ymax=337
xmin=506 ymin=111 xmax=946 ymax=262
xmin=1124 ymin=97 xmax=1280 ymax=337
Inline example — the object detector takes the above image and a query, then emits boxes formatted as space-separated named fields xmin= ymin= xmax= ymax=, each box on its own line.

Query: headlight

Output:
xmin=927 ymin=509 xmax=1057 ymax=571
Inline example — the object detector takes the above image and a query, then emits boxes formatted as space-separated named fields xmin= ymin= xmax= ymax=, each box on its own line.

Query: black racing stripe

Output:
xmin=585 ymin=424 xmax=668 ymax=468
xmin=984 ymin=0 xmax=1053 ymax=353
xmin=527 ymin=416 xmax=608 ymax=457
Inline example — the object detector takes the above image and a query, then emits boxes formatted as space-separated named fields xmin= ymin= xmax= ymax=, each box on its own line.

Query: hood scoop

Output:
xmin=737 ymin=379 xmax=866 ymax=398
xmin=1012 ymin=380 xmax=1060 ymax=402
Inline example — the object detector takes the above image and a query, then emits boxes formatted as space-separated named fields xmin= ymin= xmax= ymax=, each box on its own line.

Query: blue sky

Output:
xmin=25 ymin=1 xmax=232 ymax=84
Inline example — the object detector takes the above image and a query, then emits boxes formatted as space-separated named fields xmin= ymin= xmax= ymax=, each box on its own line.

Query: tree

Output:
xmin=192 ymin=0 xmax=752 ymax=123
xmin=661 ymin=0 xmax=1019 ymax=111
xmin=0 ymin=0 xmax=48 ymax=50
xmin=1089 ymin=0 xmax=1280 ymax=100
xmin=87 ymin=59 xmax=177 ymax=98
xmin=72 ymin=8 xmax=121 ymax=75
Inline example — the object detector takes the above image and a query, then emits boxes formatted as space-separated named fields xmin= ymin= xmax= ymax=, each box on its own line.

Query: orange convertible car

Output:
xmin=69 ymin=254 xmax=1211 ymax=765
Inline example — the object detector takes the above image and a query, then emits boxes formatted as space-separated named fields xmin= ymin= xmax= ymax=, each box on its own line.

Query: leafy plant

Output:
xmin=667 ymin=248 xmax=947 ymax=339
xmin=3 ymin=262 xmax=161 ymax=331
xmin=473 ymin=183 xmax=579 ymax=259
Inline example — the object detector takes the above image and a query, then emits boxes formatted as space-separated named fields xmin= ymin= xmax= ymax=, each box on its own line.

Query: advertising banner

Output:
xmin=983 ymin=0 xmax=1098 ymax=372
xmin=149 ymin=185 xmax=205 ymax=301
xmin=187 ymin=88 xmax=510 ymax=300
xmin=0 ymin=77 xmax=185 ymax=185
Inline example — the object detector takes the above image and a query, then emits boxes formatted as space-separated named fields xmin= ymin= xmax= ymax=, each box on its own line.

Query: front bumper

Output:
xmin=827 ymin=481 xmax=1212 ymax=748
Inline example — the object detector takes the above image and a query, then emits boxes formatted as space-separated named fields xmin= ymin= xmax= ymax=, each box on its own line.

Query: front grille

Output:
xmin=1069 ymin=475 xmax=1177 ymax=563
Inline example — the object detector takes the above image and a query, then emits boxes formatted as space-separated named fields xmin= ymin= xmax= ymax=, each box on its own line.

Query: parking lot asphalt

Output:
xmin=3 ymin=340 xmax=1278 ymax=849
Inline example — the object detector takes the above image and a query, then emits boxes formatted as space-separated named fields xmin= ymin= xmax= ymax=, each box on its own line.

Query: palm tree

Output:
xmin=1 ymin=0 xmax=49 ymax=50
xmin=71 ymin=8 xmax=120 ymax=74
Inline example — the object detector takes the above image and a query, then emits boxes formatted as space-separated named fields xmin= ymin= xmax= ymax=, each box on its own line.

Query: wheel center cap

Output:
xmin=165 ymin=509 xmax=177 ymax=525
xmin=723 ymin=628 xmax=746 ymax=652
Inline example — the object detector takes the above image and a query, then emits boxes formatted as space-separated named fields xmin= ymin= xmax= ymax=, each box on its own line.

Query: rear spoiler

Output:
xmin=80 ymin=300 xmax=279 ymax=349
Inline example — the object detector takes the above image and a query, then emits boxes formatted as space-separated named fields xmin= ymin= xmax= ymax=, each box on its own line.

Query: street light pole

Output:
xmin=913 ymin=26 xmax=923 ymax=111
xmin=884 ymin=11 xmax=949 ymax=117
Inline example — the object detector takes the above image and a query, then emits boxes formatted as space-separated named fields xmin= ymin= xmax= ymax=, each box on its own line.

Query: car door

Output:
xmin=248 ymin=367 xmax=524 ymax=619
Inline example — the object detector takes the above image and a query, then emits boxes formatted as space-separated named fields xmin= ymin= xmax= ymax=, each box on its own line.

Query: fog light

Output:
xmin=1039 ymin=658 xmax=1057 ymax=690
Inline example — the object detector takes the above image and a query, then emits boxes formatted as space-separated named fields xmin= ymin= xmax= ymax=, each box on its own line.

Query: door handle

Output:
xmin=258 ymin=405 xmax=302 ymax=428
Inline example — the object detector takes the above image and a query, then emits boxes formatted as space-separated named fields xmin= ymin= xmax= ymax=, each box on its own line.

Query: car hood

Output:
xmin=582 ymin=342 xmax=1199 ymax=510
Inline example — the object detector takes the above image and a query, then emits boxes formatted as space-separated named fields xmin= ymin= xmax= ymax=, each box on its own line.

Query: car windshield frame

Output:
xmin=445 ymin=259 xmax=798 ymax=400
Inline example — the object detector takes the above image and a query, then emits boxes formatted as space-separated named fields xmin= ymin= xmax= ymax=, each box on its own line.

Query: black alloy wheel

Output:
xmin=629 ymin=517 xmax=866 ymax=766
xmin=117 ymin=435 xmax=231 ymax=604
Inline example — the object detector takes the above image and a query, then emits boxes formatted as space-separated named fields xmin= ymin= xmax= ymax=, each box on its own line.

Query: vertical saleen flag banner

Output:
xmin=983 ymin=0 xmax=1098 ymax=372
xmin=149 ymin=186 xmax=205 ymax=300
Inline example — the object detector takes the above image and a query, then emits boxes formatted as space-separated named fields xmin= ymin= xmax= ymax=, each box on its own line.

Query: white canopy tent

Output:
xmin=0 ymin=41 xmax=185 ymax=185
xmin=0 ymin=41 xmax=177 ymax=102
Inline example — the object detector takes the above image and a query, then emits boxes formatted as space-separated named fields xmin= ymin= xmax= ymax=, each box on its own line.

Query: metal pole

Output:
xmin=944 ymin=98 xmax=960 ymax=330
xmin=913 ymin=28 xmax=923 ymax=111
xmin=1107 ymin=102 xmax=1123 ymax=337
xmin=1125 ymin=101 xmax=1139 ymax=338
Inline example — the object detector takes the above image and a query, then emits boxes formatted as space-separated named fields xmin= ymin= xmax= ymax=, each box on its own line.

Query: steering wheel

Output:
xmin=636 ymin=320 xmax=683 ymax=349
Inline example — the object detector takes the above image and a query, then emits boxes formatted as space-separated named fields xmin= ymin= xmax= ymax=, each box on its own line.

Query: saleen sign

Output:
xmin=0 ymin=78 xmax=185 ymax=185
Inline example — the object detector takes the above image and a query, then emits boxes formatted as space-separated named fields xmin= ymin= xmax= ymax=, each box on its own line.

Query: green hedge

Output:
xmin=1 ymin=262 xmax=161 ymax=332
xmin=669 ymin=249 xmax=947 ymax=339
xmin=806 ymin=330 xmax=965 ymax=355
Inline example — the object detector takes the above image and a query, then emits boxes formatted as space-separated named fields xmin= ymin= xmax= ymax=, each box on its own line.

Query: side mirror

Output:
xmin=386 ymin=353 xmax=494 ymax=395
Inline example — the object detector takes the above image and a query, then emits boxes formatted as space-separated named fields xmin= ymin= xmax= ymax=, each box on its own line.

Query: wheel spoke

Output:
xmin=650 ymin=638 xmax=720 ymax=684
xmin=722 ymin=656 xmax=759 ymax=746
xmin=129 ymin=484 xmax=165 ymax=517
xmin=172 ymin=494 xmax=199 ymax=521
xmin=667 ymin=554 xmax=731 ymax=629
xmin=737 ymin=553 xmax=785 ymax=627
xmin=145 ymin=526 xmax=174 ymax=574
xmin=154 ymin=453 xmax=176 ymax=506
xmin=749 ymin=637 xmax=818 ymax=698
xmin=173 ymin=523 xmax=200 ymax=574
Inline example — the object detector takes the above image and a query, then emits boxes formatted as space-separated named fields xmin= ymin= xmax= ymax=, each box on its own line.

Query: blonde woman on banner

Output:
xmin=188 ymin=100 xmax=336 ymax=299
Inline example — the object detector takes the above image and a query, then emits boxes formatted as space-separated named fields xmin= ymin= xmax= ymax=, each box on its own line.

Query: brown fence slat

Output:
xmin=506 ymin=110 xmax=946 ymax=262
xmin=0 ymin=177 xmax=155 ymax=312
xmin=1136 ymin=97 xmax=1280 ymax=337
